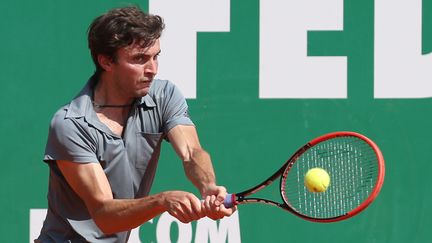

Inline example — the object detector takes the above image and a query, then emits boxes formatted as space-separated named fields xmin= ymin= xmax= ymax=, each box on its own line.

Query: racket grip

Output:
xmin=223 ymin=193 xmax=235 ymax=208
xmin=200 ymin=194 xmax=236 ymax=208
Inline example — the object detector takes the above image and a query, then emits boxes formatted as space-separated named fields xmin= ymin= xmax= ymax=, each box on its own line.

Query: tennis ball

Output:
xmin=304 ymin=168 xmax=330 ymax=192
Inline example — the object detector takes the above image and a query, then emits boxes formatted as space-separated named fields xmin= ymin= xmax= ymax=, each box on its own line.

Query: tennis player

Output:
xmin=35 ymin=6 xmax=235 ymax=242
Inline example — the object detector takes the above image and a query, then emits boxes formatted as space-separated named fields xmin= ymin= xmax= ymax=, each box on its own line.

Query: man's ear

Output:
xmin=98 ymin=54 xmax=114 ymax=72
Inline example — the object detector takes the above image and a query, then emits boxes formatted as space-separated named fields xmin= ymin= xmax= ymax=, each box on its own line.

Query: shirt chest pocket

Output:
xmin=135 ymin=132 xmax=164 ymax=171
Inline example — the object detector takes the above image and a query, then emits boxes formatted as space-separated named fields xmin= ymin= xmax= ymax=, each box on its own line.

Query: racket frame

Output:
xmin=228 ymin=131 xmax=385 ymax=223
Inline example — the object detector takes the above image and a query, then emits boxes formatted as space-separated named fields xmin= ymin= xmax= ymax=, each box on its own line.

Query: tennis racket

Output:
xmin=224 ymin=131 xmax=385 ymax=223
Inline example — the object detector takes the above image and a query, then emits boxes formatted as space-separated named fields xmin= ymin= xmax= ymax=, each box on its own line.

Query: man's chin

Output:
xmin=136 ymin=88 xmax=150 ymax=97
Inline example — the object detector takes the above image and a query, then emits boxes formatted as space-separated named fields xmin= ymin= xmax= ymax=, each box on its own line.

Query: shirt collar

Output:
xmin=139 ymin=94 xmax=156 ymax=108
xmin=65 ymin=78 xmax=94 ymax=119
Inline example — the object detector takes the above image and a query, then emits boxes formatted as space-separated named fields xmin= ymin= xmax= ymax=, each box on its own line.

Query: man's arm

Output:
xmin=167 ymin=125 xmax=236 ymax=219
xmin=57 ymin=160 xmax=204 ymax=234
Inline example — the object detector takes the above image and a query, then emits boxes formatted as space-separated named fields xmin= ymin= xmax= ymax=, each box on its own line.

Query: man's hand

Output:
xmin=201 ymin=185 xmax=237 ymax=220
xmin=161 ymin=191 xmax=206 ymax=223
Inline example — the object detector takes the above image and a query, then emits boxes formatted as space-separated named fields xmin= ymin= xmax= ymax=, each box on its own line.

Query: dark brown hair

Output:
xmin=88 ymin=6 xmax=165 ymax=76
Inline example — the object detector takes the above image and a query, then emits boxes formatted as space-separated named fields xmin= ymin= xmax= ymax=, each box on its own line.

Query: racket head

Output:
xmin=281 ymin=131 xmax=385 ymax=222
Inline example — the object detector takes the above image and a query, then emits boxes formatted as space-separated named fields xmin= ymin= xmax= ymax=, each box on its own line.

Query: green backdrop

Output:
xmin=1 ymin=0 xmax=431 ymax=242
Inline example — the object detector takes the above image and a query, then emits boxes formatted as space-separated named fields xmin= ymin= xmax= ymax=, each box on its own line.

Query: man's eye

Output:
xmin=134 ymin=56 xmax=145 ymax=62
xmin=154 ymin=53 xmax=160 ymax=60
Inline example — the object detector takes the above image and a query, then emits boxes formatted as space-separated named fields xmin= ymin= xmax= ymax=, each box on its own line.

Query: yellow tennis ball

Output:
xmin=304 ymin=168 xmax=330 ymax=192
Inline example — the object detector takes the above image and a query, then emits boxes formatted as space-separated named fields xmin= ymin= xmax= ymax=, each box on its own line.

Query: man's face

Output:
xmin=109 ymin=39 xmax=161 ymax=98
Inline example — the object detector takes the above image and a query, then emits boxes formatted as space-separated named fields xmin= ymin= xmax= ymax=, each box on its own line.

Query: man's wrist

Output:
xmin=200 ymin=183 xmax=218 ymax=196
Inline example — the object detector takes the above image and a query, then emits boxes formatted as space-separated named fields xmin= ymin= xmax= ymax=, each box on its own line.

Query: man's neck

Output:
xmin=92 ymin=75 xmax=133 ymax=137
xmin=93 ymin=74 xmax=134 ymax=106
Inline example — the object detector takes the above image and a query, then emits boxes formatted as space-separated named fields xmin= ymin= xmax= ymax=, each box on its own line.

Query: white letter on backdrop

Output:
xmin=149 ymin=0 xmax=230 ymax=98
xmin=129 ymin=222 xmax=150 ymax=243
xmin=156 ymin=213 xmax=192 ymax=243
xmin=29 ymin=209 xmax=46 ymax=243
xmin=259 ymin=0 xmax=346 ymax=98
xmin=375 ymin=0 xmax=432 ymax=98
xmin=194 ymin=211 xmax=241 ymax=243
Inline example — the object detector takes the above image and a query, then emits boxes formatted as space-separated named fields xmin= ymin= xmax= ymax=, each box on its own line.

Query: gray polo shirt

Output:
xmin=36 ymin=77 xmax=194 ymax=243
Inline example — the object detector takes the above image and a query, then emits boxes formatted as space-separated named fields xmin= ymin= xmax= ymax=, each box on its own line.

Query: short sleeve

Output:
xmin=44 ymin=109 xmax=98 ymax=163
xmin=159 ymin=81 xmax=194 ymax=133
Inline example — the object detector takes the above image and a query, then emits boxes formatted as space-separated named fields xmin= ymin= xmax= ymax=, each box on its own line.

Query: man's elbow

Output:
xmin=93 ymin=214 xmax=121 ymax=235
xmin=98 ymin=224 xmax=117 ymax=235
xmin=89 ymin=204 xmax=119 ymax=235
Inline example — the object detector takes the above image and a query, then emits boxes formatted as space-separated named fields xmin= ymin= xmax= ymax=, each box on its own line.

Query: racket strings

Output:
xmin=282 ymin=136 xmax=379 ymax=219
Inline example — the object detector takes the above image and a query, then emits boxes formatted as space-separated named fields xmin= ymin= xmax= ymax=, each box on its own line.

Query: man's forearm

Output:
xmin=92 ymin=193 xmax=166 ymax=234
xmin=183 ymin=148 xmax=217 ymax=195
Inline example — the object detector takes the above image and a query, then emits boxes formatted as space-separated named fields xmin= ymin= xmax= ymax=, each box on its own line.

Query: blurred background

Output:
xmin=1 ymin=0 xmax=431 ymax=242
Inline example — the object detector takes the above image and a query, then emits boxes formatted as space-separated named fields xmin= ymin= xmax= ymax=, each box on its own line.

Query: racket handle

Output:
xmin=200 ymin=194 xmax=236 ymax=208
xmin=223 ymin=193 xmax=235 ymax=208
